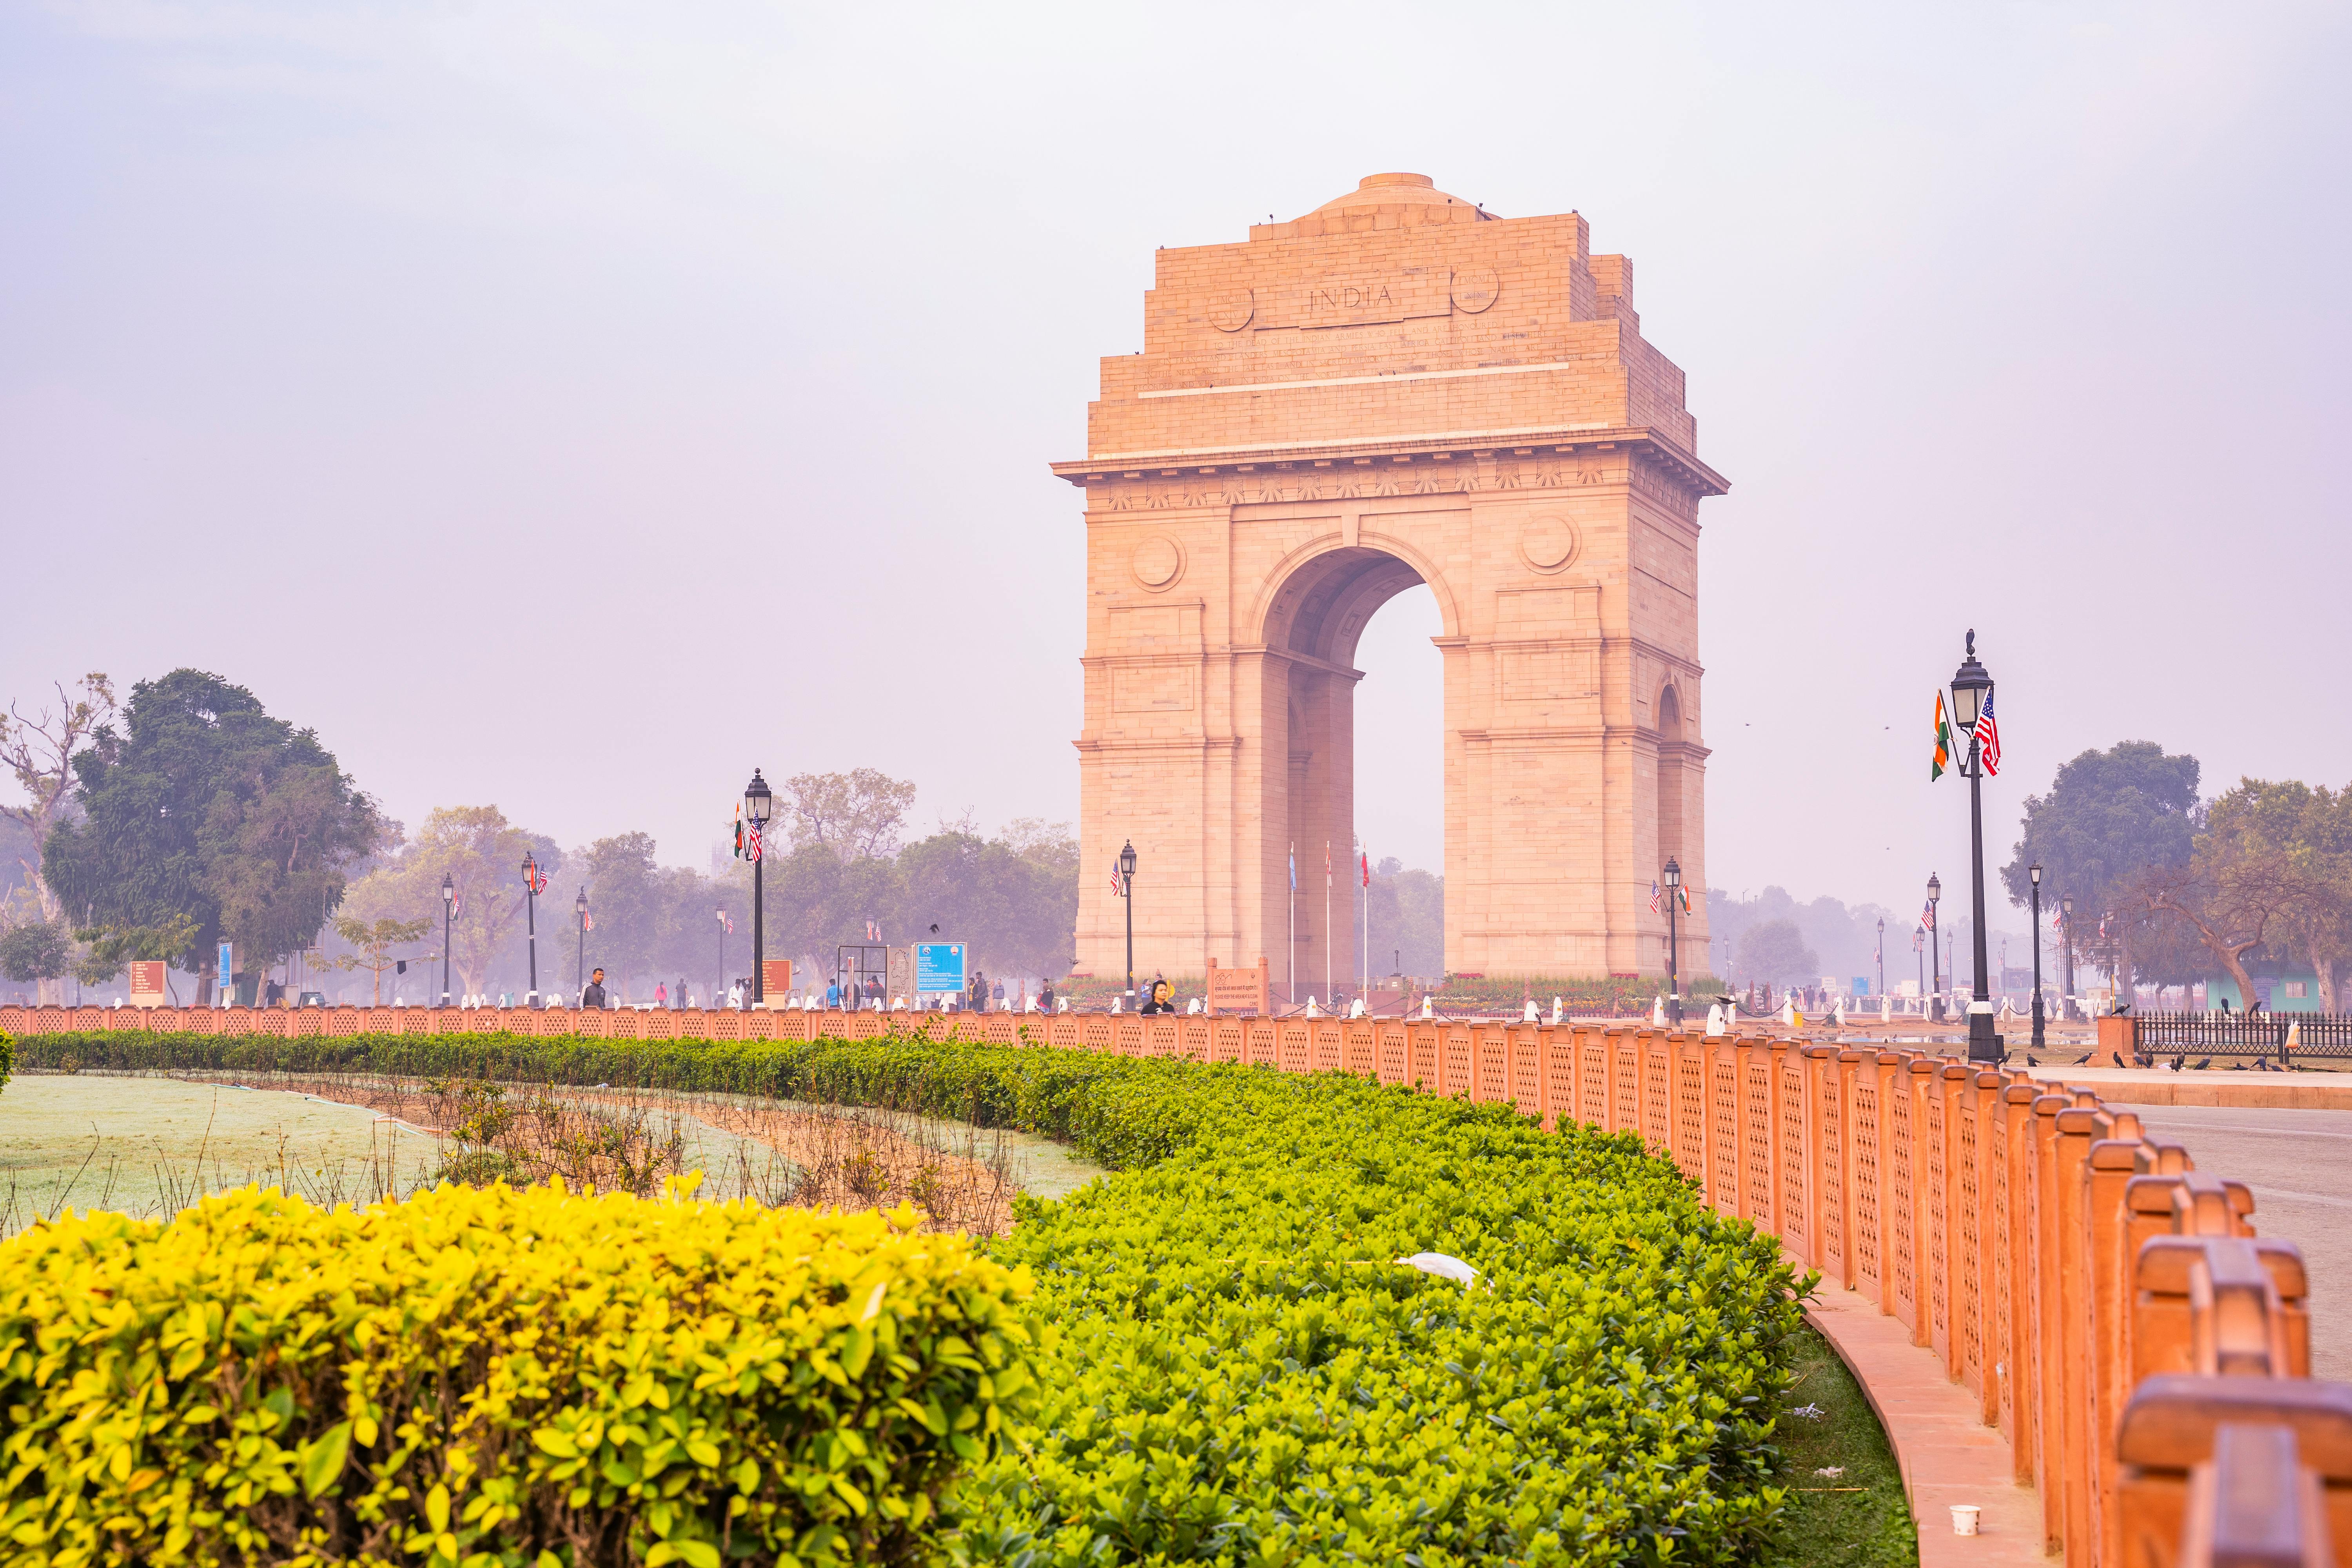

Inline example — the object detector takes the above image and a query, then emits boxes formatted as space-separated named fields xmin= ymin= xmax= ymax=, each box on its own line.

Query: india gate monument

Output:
xmin=1058 ymin=173 xmax=1725 ymax=989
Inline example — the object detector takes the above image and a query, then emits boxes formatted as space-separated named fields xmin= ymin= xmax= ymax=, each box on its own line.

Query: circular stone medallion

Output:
xmin=1205 ymin=289 xmax=1256 ymax=333
xmin=1451 ymin=268 xmax=1501 ymax=314
xmin=1519 ymin=515 xmax=1579 ymax=573
xmin=1132 ymin=535 xmax=1185 ymax=590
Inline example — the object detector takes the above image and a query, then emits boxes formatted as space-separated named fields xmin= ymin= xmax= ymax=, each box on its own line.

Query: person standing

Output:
xmin=825 ymin=977 xmax=841 ymax=1009
xmin=655 ymin=980 xmax=668 ymax=1008
xmin=991 ymin=976 xmax=1005 ymax=1011
xmin=581 ymin=968 xmax=609 ymax=1009
xmin=1038 ymin=978 xmax=1054 ymax=1013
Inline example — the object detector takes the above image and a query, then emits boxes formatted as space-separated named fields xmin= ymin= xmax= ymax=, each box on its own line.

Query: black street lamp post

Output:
xmin=1927 ymin=873 xmax=1943 ymax=1021
xmin=1875 ymin=916 xmax=1885 ymax=1001
xmin=745 ymin=770 xmax=773 ymax=1005
xmin=519 ymin=852 xmax=541 ymax=1004
xmin=439 ymin=873 xmax=455 ymax=1005
xmin=1119 ymin=840 xmax=1138 ymax=1004
xmin=1949 ymin=632 xmax=2001 ymax=1063
xmin=2029 ymin=863 xmax=2047 ymax=1049
xmin=575 ymin=887 xmax=589 ymax=1004
xmin=1913 ymin=924 xmax=1925 ymax=1006
xmin=1663 ymin=857 xmax=1684 ymax=1026
xmin=2061 ymin=897 xmax=2077 ymax=1022
xmin=714 ymin=908 xmax=727 ymax=1007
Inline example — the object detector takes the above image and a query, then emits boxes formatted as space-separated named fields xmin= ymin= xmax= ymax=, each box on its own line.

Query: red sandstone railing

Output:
xmin=3 ymin=1002 xmax=2337 ymax=1563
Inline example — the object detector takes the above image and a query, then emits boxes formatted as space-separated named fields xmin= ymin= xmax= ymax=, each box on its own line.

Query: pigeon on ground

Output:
xmin=2025 ymin=1054 xmax=2039 ymax=1067
xmin=2110 ymin=1052 xmax=2127 ymax=1068
xmin=2192 ymin=1057 xmax=2211 ymax=1070
xmin=2078 ymin=1052 xmax=2096 ymax=1065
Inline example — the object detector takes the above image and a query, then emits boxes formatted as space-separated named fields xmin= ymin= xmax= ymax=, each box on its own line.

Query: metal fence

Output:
xmin=2131 ymin=1009 xmax=2352 ymax=1058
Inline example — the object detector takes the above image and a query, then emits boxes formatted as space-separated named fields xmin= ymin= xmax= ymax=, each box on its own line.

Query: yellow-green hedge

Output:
xmin=0 ymin=1180 xmax=1035 ymax=1568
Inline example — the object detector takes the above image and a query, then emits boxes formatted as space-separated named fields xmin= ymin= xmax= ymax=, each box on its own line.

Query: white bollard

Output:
xmin=1549 ymin=995 xmax=1565 ymax=1025
xmin=1523 ymin=999 xmax=1540 ymax=1022
xmin=1305 ymin=995 xmax=1321 ymax=1018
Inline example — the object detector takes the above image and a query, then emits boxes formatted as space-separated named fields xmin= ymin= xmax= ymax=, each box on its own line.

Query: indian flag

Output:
xmin=1931 ymin=691 xmax=1952 ymax=781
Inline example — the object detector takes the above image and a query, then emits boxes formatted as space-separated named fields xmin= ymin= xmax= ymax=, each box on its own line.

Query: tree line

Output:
xmin=0 ymin=669 xmax=1078 ymax=1005
xmin=2005 ymin=740 xmax=2352 ymax=1010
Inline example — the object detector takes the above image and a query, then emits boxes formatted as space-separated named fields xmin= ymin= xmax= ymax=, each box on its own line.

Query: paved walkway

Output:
xmin=1799 ymin=1274 xmax=2047 ymax=1565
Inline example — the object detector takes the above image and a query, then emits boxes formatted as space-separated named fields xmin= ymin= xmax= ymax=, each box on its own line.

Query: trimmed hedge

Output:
xmin=0 ymin=1182 xmax=1033 ymax=1568
xmin=0 ymin=1027 xmax=11 ymax=1094
xmin=12 ymin=1031 xmax=1805 ymax=1564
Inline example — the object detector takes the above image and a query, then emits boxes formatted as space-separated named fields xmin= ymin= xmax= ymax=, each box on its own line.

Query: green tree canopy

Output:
xmin=2000 ymin=740 xmax=2201 ymax=995
xmin=42 ymin=670 xmax=383 ymax=972
xmin=339 ymin=806 xmax=545 ymax=999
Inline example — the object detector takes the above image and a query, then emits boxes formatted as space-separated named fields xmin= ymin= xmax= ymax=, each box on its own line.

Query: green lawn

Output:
xmin=1766 ymin=1323 xmax=1918 ymax=1567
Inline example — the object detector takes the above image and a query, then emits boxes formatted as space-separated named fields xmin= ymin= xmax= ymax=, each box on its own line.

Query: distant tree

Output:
xmin=0 ymin=921 xmax=70 ymax=995
xmin=781 ymin=769 xmax=918 ymax=860
xmin=1367 ymin=860 xmax=1445 ymax=978
xmin=42 ymin=671 xmax=382 ymax=984
xmin=581 ymin=832 xmax=664 ymax=996
xmin=340 ymin=806 xmax=542 ymax=999
xmin=2135 ymin=778 xmax=2351 ymax=1009
xmin=1737 ymin=918 xmax=1819 ymax=986
xmin=0 ymin=674 xmax=114 ymax=998
xmin=2002 ymin=741 xmax=2201 ymax=995
xmin=896 ymin=830 xmax=1074 ymax=978
xmin=322 ymin=915 xmax=433 ymax=1005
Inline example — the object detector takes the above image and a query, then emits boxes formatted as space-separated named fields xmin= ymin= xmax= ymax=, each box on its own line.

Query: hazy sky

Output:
xmin=5 ymin=2 xmax=2347 ymax=923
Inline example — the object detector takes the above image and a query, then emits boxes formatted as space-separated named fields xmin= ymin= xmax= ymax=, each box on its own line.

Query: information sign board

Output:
xmin=915 ymin=943 xmax=965 ymax=994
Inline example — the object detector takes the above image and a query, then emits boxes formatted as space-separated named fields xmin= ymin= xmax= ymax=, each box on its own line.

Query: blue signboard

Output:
xmin=915 ymin=943 xmax=965 ymax=993
xmin=218 ymin=942 xmax=234 ymax=988
xmin=1853 ymin=976 xmax=1871 ymax=996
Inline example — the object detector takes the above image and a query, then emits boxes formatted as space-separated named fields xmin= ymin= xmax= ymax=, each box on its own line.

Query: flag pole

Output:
xmin=1287 ymin=843 xmax=1296 ymax=1008
xmin=1324 ymin=839 xmax=1332 ymax=1007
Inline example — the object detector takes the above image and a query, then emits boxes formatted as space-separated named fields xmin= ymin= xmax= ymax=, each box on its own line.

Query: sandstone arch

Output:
xmin=1058 ymin=173 xmax=1726 ymax=989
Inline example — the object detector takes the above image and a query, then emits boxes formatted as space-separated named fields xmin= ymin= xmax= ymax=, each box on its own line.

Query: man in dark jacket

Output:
xmin=581 ymin=967 xmax=608 ymax=1009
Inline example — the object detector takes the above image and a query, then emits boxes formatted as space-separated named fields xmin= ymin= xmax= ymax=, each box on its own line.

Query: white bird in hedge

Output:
xmin=1396 ymin=1252 xmax=1483 ymax=1289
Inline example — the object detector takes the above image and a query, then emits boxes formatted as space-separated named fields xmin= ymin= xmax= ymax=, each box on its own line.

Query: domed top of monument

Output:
xmin=1249 ymin=172 xmax=1501 ymax=241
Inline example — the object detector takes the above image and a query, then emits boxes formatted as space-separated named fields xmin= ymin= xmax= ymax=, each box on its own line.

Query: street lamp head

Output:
xmin=1662 ymin=857 xmax=1681 ymax=889
xmin=2062 ymin=895 xmax=2074 ymax=916
xmin=2029 ymin=861 xmax=2043 ymax=887
xmin=1949 ymin=629 xmax=1992 ymax=730
xmin=1927 ymin=872 xmax=1941 ymax=903
xmin=1913 ymin=926 xmax=1924 ymax=950
xmin=575 ymin=887 xmax=588 ymax=916
xmin=743 ymin=769 xmax=773 ymax=826
xmin=520 ymin=851 xmax=537 ymax=884
xmin=1119 ymin=840 xmax=1138 ymax=879
xmin=441 ymin=872 xmax=454 ymax=908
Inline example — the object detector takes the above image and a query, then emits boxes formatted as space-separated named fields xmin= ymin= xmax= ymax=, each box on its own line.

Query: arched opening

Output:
xmin=1353 ymin=585 xmax=1444 ymax=982
xmin=1259 ymin=544 xmax=1446 ymax=1002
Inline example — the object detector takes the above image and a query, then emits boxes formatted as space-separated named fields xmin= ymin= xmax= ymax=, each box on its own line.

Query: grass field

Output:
xmin=1767 ymin=1323 xmax=1919 ymax=1567
xmin=0 ymin=1070 xmax=1106 ymax=1238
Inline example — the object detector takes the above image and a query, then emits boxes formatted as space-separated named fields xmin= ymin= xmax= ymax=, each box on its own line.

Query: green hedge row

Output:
xmin=15 ymin=1030 xmax=1807 ymax=1564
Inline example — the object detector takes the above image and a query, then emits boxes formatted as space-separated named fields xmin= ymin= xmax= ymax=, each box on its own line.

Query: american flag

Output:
xmin=1110 ymin=864 xmax=1127 ymax=898
xmin=746 ymin=820 xmax=763 ymax=863
xmin=1648 ymin=879 xmax=1662 ymax=914
xmin=527 ymin=866 xmax=546 ymax=895
xmin=1921 ymin=900 xmax=1936 ymax=931
xmin=583 ymin=910 xmax=595 ymax=931
xmin=1973 ymin=690 xmax=2001 ymax=777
